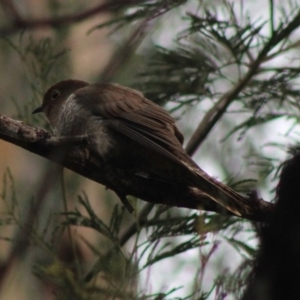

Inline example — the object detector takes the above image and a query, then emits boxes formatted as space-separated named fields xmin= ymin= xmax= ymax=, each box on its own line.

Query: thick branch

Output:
xmin=0 ymin=114 xmax=274 ymax=222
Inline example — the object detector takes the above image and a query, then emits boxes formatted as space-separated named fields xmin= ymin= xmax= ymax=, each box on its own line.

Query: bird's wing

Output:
xmin=75 ymin=83 xmax=194 ymax=168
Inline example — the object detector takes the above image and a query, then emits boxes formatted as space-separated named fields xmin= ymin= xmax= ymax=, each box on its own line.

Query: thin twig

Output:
xmin=269 ymin=0 xmax=275 ymax=35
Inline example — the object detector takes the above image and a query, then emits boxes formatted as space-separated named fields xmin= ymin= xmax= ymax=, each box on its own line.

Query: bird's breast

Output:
xmin=48 ymin=97 xmax=115 ymax=158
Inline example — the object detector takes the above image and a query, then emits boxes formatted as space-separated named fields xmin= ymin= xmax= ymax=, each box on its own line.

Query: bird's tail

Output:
xmin=191 ymin=168 xmax=251 ymax=217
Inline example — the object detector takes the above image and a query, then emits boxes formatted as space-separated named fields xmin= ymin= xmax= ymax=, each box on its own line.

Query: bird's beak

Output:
xmin=32 ymin=106 xmax=43 ymax=114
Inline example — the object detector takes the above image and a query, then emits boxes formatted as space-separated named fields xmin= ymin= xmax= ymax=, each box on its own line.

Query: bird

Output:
xmin=33 ymin=80 xmax=249 ymax=216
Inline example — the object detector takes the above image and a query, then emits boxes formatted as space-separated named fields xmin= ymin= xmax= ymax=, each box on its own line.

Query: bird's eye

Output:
xmin=51 ymin=89 xmax=60 ymax=100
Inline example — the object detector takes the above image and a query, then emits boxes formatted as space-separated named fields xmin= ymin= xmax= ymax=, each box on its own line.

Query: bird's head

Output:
xmin=32 ymin=80 xmax=89 ymax=118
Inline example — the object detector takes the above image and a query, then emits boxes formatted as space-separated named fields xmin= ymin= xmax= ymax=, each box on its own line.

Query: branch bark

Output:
xmin=0 ymin=114 xmax=274 ymax=222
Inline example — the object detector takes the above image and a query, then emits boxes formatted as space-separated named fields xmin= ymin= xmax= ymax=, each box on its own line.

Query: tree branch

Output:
xmin=186 ymin=9 xmax=300 ymax=155
xmin=0 ymin=114 xmax=274 ymax=222
xmin=0 ymin=0 xmax=139 ymax=36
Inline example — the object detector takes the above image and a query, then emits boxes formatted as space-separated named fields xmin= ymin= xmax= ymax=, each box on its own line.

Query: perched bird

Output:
xmin=33 ymin=80 xmax=248 ymax=216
